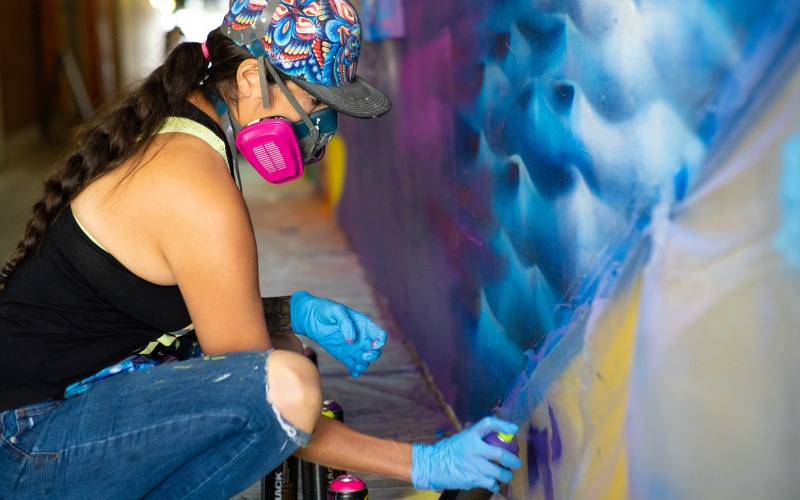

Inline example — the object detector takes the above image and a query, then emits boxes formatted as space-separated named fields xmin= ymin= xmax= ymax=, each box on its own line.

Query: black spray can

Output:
xmin=303 ymin=400 xmax=345 ymax=500
xmin=314 ymin=400 xmax=345 ymax=500
xmin=483 ymin=431 xmax=519 ymax=455
xmin=327 ymin=475 xmax=368 ymax=500
xmin=263 ymin=456 xmax=300 ymax=500
xmin=297 ymin=347 xmax=320 ymax=499
xmin=301 ymin=458 xmax=317 ymax=500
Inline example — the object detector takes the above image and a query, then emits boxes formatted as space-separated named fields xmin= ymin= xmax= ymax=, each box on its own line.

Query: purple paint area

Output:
xmin=527 ymin=423 xmax=555 ymax=500
xmin=548 ymin=406 xmax=562 ymax=462
xmin=337 ymin=30 xmax=465 ymax=408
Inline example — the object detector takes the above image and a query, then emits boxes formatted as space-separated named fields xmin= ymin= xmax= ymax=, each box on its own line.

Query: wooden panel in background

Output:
xmin=0 ymin=0 xmax=42 ymax=136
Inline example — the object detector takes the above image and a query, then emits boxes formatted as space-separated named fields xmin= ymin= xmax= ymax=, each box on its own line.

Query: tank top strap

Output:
xmin=156 ymin=117 xmax=231 ymax=175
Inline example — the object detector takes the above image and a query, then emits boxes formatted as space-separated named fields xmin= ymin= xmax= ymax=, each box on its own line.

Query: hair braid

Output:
xmin=0 ymin=35 xmax=248 ymax=291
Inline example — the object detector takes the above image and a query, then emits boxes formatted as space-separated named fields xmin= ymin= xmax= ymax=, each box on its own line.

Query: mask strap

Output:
xmin=209 ymin=93 xmax=243 ymax=191
xmin=258 ymin=55 xmax=271 ymax=109
xmin=221 ymin=0 xmax=320 ymax=155
xmin=261 ymin=59 xmax=320 ymax=155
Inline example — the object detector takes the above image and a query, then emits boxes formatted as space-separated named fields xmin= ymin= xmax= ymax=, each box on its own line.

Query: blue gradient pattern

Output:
xmin=337 ymin=0 xmax=799 ymax=420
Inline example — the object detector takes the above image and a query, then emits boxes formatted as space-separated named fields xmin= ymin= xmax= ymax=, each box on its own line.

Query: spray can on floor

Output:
xmin=301 ymin=400 xmax=345 ymax=500
xmin=313 ymin=400 xmax=345 ymax=499
xmin=327 ymin=474 xmax=368 ymax=500
xmin=301 ymin=454 xmax=317 ymax=500
xmin=263 ymin=455 xmax=300 ymax=500
xmin=483 ymin=431 xmax=519 ymax=497
xmin=298 ymin=349 xmax=321 ymax=500
xmin=263 ymin=348 xmax=317 ymax=500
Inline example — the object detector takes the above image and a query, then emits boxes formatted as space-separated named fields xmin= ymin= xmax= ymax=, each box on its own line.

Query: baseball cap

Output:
xmin=221 ymin=0 xmax=392 ymax=119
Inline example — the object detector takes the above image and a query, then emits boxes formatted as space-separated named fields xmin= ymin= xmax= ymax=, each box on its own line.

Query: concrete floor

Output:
xmin=0 ymin=141 xmax=457 ymax=500
xmin=233 ymin=165 xmax=457 ymax=499
xmin=0 ymin=138 xmax=63 ymax=260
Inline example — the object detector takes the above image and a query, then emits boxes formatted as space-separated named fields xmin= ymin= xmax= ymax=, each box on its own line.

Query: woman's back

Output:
xmin=0 ymin=96 xmax=239 ymax=411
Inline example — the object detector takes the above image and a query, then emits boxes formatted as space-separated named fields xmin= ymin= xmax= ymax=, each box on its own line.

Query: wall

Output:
xmin=0 ymin=0 xmax=121 ymax=156
xmin=0 ymin=0 xmax=43 ymax=137
xmin=337 ymin=0 xmax=800 ymax=497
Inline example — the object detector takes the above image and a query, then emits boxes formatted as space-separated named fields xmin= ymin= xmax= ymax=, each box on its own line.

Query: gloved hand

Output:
xmin=411 ymin=417 xmax=522 ymax=492
xmin=290 ymin=291 xmax=386 ymax=377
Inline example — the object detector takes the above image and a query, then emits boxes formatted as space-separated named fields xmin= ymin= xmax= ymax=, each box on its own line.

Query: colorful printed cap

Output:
xmin=222 ymin=0 xmax=392 ymax=118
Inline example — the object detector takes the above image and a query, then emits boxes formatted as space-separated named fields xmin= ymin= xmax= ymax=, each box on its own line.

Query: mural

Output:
xmin=334 ymin=0 xmax=800 ymax=497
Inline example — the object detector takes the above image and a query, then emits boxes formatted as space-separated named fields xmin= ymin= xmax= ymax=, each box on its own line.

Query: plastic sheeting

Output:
xmin=495 ymin=245 xmax=644 ymax=499
xmin=628 ymin=52 xmax=800 ymax=500
xmin=491 ymin=32 xmax=800 ymax=500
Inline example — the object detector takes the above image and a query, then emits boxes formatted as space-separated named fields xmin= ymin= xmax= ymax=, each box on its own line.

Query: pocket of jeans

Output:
xmin=2 ymin=401 xmax=62 ymax=460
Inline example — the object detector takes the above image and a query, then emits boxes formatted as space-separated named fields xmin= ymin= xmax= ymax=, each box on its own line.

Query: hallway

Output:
xmin=233 ymin=163 xmax=458 ymax=499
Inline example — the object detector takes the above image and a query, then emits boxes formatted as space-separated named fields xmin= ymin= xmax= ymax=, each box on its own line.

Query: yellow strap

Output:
xmin=73 ymin=213 xmax=110 ymax=253
xmin=75 ymin=118 xmax=230 ymax=253
xmin=156 ymin=117 xmax=231 ymax=174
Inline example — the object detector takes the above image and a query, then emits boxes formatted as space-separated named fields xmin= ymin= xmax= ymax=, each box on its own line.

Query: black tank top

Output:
xmin=0 ymin=99 xmax=234 ymax=412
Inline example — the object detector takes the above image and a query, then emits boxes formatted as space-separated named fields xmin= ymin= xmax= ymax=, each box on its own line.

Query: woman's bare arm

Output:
xmin=269 ymin=331 xmax=304 ymax=353
xmin=262 ymin=296 xmax=304 ymax=353
xmin=293 ymin=417 xmax=413 ymax=483
xmin=144 ymin=136 xmax=273 ymax=355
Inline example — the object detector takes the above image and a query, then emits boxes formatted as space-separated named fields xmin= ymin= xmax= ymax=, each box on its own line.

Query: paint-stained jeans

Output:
xmin=0 ymin=350 xmax=311 ymax=500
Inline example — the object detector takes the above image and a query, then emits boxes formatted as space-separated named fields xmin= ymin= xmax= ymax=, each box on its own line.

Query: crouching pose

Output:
xmin=0 ymin=1 xmax=521 ymax=498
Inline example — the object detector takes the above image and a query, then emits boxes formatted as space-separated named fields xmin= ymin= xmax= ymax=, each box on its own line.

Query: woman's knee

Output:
xmin=266 ymin=350 xmax=322 ymax=434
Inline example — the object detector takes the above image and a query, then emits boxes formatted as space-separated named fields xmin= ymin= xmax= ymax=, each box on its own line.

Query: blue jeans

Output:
xmin=0 ymin=350 xmax=311 ymax=499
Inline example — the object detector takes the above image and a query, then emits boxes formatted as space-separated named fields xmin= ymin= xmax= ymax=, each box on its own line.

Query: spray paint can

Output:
xmin=313 ymin=400 xmax=345 ymax=499
xmin=301 ymin=457 xmax=317 ymax=500
xmin=263 ymin=456 xmax=300 ymax=500
xmin=483 ymin=432 xmax=519 ymax=496
xmin=301 ymin=400 xmax=344 ymax=500
xmin=320 ymin=400 xmax=343 ymax=424
xmin=327 ymin=475 xmax=368 ymax=500
xmin=483 ymin=431 xmax=519 ymax=455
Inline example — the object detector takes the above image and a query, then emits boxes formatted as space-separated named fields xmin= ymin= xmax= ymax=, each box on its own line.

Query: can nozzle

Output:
xmin=496 ymin=432 xmax=515 ymax=443
xmin=484 ymin=431 xmax=520 ymax=455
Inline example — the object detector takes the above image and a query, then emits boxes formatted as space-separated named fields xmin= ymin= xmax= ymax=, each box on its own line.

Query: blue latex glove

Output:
xmin=411 ymin=417 xmax=522 ymax=492
xmin=290 ymin=291 xmax=386 ymax=377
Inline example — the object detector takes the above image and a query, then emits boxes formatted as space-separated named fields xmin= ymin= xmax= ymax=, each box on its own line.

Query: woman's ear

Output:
xmin=236 ymin=58 xmax=261 ymax=100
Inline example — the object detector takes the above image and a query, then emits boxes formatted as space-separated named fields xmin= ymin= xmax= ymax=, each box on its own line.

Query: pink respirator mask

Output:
xmin=235 ymin=107 xmax=338 ymax=184
xmin=209 ymin=56 xmax=337 ymax=187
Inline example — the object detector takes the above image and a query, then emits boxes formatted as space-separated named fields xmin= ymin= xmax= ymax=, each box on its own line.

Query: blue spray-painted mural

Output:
xmin=337 ymin=0 xmax=800 ymax=495
xmin=340 ymin=0 xmax=799 ymax=417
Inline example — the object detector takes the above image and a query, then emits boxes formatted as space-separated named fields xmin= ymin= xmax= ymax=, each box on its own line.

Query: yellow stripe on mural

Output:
xmin=512 ymin=276 xmax=641 ymax=500
xmin=318 ymin=135 xmax=347 ymax=207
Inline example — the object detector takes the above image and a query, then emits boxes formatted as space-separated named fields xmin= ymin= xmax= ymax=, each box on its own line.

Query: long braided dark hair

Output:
xmin=0 ymin=29 xmax=284 ymax=291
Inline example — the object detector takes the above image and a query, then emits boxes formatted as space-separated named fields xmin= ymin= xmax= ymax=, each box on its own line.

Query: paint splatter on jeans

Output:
xmin=64 ymin=355 xmax=178 ymax=399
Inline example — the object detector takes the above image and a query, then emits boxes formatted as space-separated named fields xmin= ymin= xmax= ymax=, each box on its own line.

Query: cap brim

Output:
xmin=282 ymin=73 xmax=392 ymax=119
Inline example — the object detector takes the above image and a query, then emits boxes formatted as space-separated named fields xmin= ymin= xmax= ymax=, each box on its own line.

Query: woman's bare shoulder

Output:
xmin=71 ymin=131 xmax=252 ymax=286
xmin=141 ymin=131 xmax=250 ymax=237
xmin=133 ymin=132 xmax=245 ymax=217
